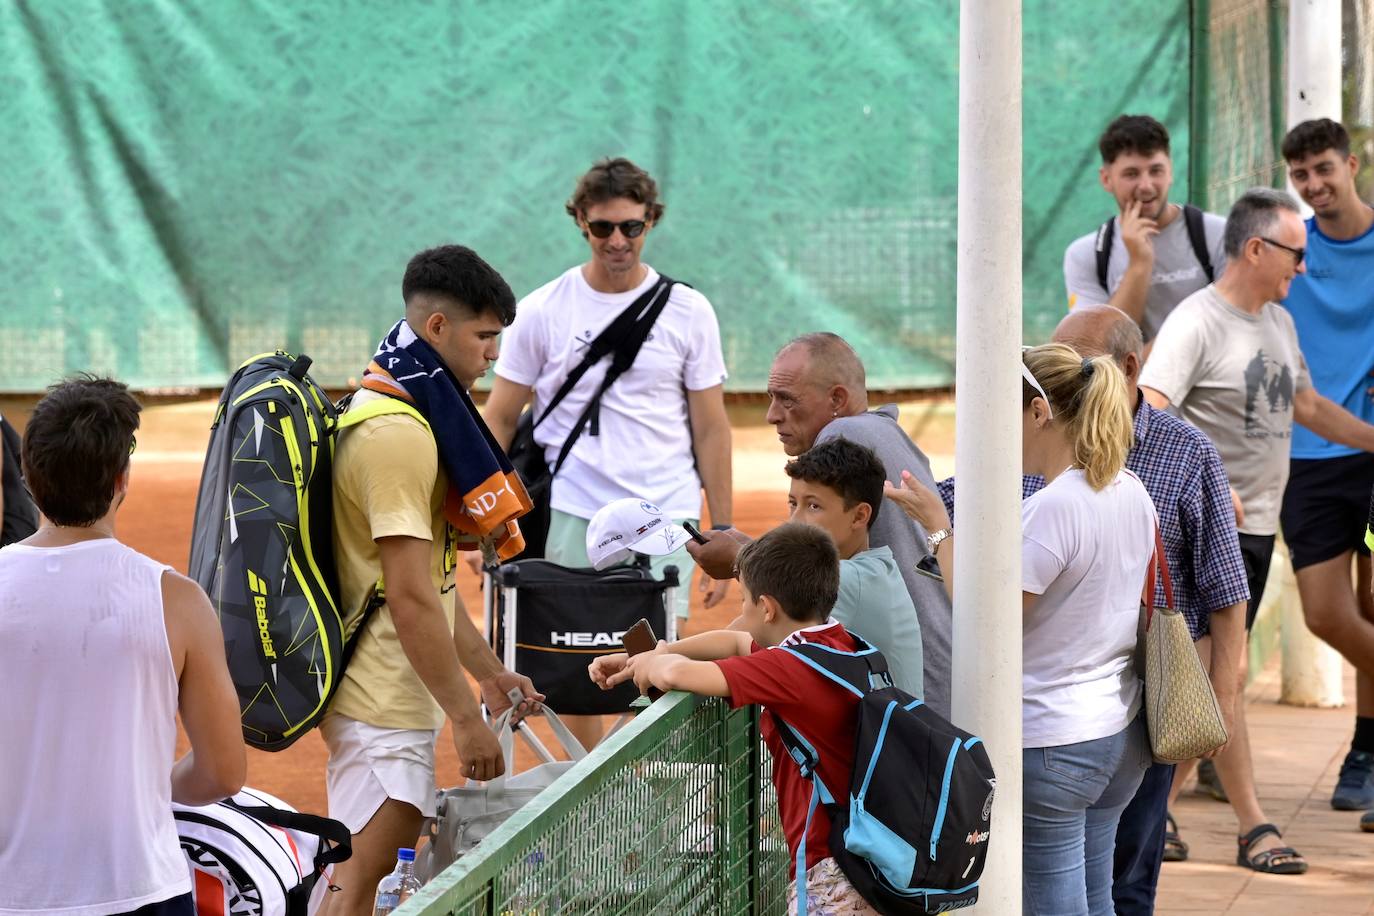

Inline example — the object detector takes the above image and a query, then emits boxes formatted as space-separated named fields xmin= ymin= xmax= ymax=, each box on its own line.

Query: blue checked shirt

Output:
xmin=936 ymin=395 xmax=1250 ymax=639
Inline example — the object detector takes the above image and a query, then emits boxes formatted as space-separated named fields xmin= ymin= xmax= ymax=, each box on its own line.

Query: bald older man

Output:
xmin=689 ymin=332 xmax=954 ymax=719
xmin=940 ymin=305 xmax=1255 ymax=908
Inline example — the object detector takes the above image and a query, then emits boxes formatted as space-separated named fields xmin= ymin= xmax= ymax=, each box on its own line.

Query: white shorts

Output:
xmin=320 ymin=712 xmax=440 ymax=834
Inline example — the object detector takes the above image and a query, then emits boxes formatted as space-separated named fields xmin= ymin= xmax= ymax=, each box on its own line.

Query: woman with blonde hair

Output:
xmin=886 ymin=342 xmax=1155 ymax=916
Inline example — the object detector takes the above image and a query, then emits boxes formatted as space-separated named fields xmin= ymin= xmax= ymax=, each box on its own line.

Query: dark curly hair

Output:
xmin=22 ymin=375 xmax=142 ymax=527
xmin=784 ymin=438 xmax=885 ymax=530
xmin=564 ymin=157 xmax=665 ymax=225
xmin=402 ymin=244 xmax=516 ymax=326
xmin=1099 ymin=114 xmax=1171 ymax=164
xmin=1282 ymin=118 xmax=1351 ymax=162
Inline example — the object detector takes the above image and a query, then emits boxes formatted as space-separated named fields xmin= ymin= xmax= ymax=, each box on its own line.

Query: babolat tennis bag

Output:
xmin=190 ymin=351 xmax=414 ymax=750
xmin=173 ymin=787 xmax=351 ymax=916
xmin=773 ymin=636 xmax=996 ymax=914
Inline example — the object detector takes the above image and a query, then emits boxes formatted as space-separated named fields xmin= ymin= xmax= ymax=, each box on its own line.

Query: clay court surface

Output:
xmin=101 ymin=397 xmax=825 ymax=815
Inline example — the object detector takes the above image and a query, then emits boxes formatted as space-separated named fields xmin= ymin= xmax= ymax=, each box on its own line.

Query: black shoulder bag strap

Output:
xmin=1095 ymin=216 xmax=1116 ymax=295
xmin=1182 ymin=203 xmax=1215 ymax=282
xmin=223 ymin=799 xmax=354 ymax=867
xmin=545 ymin=275 xmax=676 ymax=476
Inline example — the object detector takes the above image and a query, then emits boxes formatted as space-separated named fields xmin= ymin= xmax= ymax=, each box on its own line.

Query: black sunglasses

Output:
xmin=586 ymin=219 xmax=647 ymax=240
xmin=1259 ymin=237 xmax=1305 ymax=265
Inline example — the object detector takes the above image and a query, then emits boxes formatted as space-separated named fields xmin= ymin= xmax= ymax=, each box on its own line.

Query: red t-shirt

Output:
xmin=714 ymin=621 xmax=861 ymax=874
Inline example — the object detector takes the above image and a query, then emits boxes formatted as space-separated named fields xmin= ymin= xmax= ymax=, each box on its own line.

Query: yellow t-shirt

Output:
xmin=329 ymin=390 xmax=458 ymax=730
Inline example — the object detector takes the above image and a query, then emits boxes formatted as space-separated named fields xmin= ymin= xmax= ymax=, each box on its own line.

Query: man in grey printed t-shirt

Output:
xmin=1142 ymin=187 xmax=1374 ymax=871
xmin=1064 ymin=115 xmax=1227 ymax=341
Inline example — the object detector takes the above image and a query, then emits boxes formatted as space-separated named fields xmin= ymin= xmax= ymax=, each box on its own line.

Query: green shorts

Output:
xmin=544 ymin=508 xmax=696 ymax=618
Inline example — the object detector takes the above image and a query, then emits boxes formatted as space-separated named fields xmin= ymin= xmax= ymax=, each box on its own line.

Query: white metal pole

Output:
xmin=1280 ymin=0 xmax=1346 ymax=707
xmin=955 ymin=1 xmax=1022 ymax=910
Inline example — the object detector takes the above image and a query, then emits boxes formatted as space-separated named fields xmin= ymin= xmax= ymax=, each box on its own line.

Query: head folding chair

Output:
xmin=483 ymin=556 xmax=679 ymax=720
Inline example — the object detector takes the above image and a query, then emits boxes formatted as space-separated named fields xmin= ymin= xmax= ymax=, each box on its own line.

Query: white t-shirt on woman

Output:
xmin=1021 ymin=468 xmax=1155 ymax=748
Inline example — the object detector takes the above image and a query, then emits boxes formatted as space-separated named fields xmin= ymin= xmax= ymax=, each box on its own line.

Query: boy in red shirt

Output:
xmin=589 ymin=522 xmax=879 ymax=914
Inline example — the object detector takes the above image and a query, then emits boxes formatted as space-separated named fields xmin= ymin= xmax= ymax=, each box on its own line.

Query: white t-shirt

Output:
xmin=495 ymin=265 xmax=728 ymax=519
xmin=1021 ymin=468 xmax=1155 ymax=748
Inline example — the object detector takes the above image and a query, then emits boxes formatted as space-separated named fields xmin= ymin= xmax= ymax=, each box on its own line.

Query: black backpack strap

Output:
xmin=781 ymin=638 xmax=893 ymax=695
xmin=547 ymin=275 xmax=675 ymax=476
xmin=1095 ymin=217 xmax=1115 ymax=295
xmin=529 ymin=275 xmax=672 ymax=434
xmin=1182 ymin=204 xmax=1215 ymax=283
xmin=223 ymin=800 xmax=353 ymax=868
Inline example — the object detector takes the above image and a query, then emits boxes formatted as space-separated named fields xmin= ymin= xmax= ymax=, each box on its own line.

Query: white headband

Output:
xmin=1021 ymin=361 xmax=1054 ymax=419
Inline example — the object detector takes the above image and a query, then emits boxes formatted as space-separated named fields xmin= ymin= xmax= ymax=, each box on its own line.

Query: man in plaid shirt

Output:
xmin=938 ymin=304 xmax=1254 ymax=912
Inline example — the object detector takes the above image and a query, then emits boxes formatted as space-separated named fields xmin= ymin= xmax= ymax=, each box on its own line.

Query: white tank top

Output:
xmin=0 ymin=539 xmax=190 ymax=914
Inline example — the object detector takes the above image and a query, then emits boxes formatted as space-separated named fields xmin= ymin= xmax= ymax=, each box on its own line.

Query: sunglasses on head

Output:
xmin=586 ymin=219 xmax=647 ymax=239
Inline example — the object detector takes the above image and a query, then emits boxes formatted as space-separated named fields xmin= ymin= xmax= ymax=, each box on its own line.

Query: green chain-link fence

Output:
xmin=401 ymin=693 xmax=789 ymax=916
xmin=4 ymin=0 xmax=1224 ymax=393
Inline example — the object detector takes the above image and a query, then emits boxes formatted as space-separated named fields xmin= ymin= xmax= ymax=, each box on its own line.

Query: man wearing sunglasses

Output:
xmin=1141 ymin=186 xmax=1374 ymax=868
xmin=1279 ymin=118 xmax=1374 ymax=821
xmin=484 ymin=158 xmax=732 ymax=745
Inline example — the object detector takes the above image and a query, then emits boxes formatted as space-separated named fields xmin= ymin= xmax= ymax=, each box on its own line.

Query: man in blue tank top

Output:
xmin=1280 ymin=118 xmax=1374 ymax=818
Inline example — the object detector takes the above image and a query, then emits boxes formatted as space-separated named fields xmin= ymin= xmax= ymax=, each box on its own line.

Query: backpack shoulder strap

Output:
xmin=1095 ymin=217 xmax=1115 ymax=295
xmin=771 ymin=708 xmax=837 ymax=914
xmin=1182 ymin=204 xmax=1215 ymax=282
xmin=779 ymin=637 xmax=893 ymax=695
xmin=336 ymin=396 xmax=430 ymax=433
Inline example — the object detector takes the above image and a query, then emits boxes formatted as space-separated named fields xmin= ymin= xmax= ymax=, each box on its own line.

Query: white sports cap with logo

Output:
xmin=586 ymin=497 xmax=692 ymax=571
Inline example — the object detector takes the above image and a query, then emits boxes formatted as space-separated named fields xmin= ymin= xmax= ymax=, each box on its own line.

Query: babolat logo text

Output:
xmin=550 ymin=630 xmax=628 ymax=648
xmin=246 ymin=570 xmax=277 ymax=660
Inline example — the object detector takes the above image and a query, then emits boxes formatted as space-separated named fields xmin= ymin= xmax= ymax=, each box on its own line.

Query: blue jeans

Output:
xmin=1111 ymin=761 xmax=1175 ymax=915
xmin=1023 ymin=717 xmax=1151 ymax=916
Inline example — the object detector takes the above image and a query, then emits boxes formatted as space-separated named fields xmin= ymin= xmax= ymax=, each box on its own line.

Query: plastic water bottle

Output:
xmin=373 ymin=848 xmax=423 ymax=916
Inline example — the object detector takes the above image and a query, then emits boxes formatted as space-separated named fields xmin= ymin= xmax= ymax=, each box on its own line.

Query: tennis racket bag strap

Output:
xmin=173 ymin=788 xmax=352 ymax=916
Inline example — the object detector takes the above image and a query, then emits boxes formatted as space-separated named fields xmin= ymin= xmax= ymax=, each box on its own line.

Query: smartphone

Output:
xmin=621 ymin=618 xmax=663 ymax=700
xmin=622 ymin=618 xmax=658 ymax=656
xmin=681 ymin=520 xmax=710 ymax=545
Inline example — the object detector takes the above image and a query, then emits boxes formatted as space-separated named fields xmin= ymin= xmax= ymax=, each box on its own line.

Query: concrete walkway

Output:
xmin=1156 ymin=661 xmax=1374 ymax=915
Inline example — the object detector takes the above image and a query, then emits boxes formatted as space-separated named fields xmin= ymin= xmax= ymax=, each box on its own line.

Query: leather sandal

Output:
xmin=1236 ymin=823 xmax=1307 ymax=874
xmin=1163 ymin=811 xmax=1188 ymax=862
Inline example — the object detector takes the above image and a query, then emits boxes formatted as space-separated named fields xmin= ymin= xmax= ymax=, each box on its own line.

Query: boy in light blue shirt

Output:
xmin=785 ymin=438 xmax=925 ymax=698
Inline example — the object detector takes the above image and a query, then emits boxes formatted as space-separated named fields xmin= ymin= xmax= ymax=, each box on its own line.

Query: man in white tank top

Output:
xmin=0 ymin=377 xmax=245 ymax=916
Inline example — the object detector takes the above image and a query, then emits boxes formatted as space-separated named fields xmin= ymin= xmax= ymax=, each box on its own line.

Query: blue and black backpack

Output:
xmin=772 ymin=636 xmax=996 ymax=914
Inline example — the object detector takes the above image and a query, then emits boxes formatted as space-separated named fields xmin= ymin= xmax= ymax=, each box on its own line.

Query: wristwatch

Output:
xmin=926 ymin=527 xmax=952 ymax=554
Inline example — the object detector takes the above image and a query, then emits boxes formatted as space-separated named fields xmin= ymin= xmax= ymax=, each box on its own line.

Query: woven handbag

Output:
xmin=1138 ymin=527 xmax=1229 ymax=763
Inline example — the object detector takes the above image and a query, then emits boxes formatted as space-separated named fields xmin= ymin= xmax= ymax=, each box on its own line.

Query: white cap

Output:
xmin=586 ymin=498 xmax=691 ymax=571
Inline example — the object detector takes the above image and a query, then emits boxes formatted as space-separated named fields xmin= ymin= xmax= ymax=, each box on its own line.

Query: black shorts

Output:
xmin=1279 ymin=453 xmax=1374 ymax=572
xmin=1238 ymin=533 xmax=1276 ymax=631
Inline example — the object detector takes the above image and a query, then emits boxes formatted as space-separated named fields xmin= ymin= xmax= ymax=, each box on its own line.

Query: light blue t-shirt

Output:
xmin=831 ymin=545 xmax=924 ymax=699
xmin=1283 ymin=213 xmax=1374 ymax=459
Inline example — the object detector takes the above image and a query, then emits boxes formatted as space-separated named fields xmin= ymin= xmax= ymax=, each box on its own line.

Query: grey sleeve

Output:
xmin=1204 ymin=211 xmax=1227 ymax=277
xmin=1064 ymin=233 xmax=1108 ymax=306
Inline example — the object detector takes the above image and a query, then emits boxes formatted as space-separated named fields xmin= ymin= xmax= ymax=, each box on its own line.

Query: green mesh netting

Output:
xmin=3 ymin=0 xmax=1207 ymax=391
xmin=1190 ymin=0 xmax=1289 ymax=211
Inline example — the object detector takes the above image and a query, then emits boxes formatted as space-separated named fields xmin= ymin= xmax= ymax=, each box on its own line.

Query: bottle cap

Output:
xmin=398 ymin=847 xmax=416 ymax=862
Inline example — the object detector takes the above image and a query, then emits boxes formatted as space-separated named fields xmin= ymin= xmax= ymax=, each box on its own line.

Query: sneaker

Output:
xmin=1362 ymin=809 xmax=1374 ymax=833
xmin=1193 ymin=758 xmax=1228 ymax=803
xmin=1330 ymin=750 xmax=1374 ymax=811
